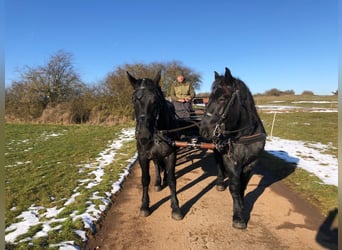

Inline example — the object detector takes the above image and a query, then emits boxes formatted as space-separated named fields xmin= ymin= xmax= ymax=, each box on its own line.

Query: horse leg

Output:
xmin=153 ymin=159 xmax=162 ymax=192
xmin=214 ymin=150 xmax=226 ymax=191
xmin=229 ymin=176 xmax=247 ymax=229
xmin=240 ymin=161 xmax=256 ymax=199
xmin=225 ymin=160 xmax=247 ymax=229
xmin=139 ymin=156 xmax=151 ymax=217
xmin=165 ymin=153 xmax=183 ymax=220
xmin=162 ymin=164 xmax=168 ymax=188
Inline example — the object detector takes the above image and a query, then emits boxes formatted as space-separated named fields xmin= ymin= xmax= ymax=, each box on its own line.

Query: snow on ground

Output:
xmin=256 ymin=101 xmax=338 ymax=186
xmin=5 ymin=126 xmax=338 ymax=248
xmin=257 ymin=100 xmax=338 ymax=113
xmin=291 ymin=101 xmax=338 ymax=104
xmin=257 ymin=105 xmax=338 ymax=113
xmin=265 ymin=137 xmax=337 ymax=186
xmin=5 ymin=128 xmax=137 ymax=249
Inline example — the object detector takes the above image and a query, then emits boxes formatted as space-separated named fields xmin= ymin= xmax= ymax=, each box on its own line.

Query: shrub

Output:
xmin=301 ymin=90 xmax=314 ymax=96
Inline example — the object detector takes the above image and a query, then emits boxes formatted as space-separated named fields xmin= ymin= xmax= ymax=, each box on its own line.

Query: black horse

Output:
xmin=127 ymin=71 xmax=183 ymax=220
xmin=200 ymin=67 xmax=266 ymax=229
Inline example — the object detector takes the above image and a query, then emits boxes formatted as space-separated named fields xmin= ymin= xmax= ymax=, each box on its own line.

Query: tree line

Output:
xmin=5 ymin=50 xmax=201 ymax=124
xmin=7 ymin=50 xmax=335 ymax=124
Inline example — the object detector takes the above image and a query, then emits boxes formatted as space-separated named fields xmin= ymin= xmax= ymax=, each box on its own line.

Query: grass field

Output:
xmin=255 ymin=95 xmax=337 ymax=149
xmin=5 ymin=122 xmax=137 ymax=249
xmin=5 ymin=94 xmax=338 ymax=249
xmin=255 ymin=95 xmax=338 ymax=216
xmin=254 ymin=94 xmax=338 ymax=108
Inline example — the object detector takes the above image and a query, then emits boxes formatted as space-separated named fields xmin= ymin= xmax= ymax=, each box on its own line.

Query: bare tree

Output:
xmin=5 ymin=81 xmax=45 ymax=120
xmin=35 ymin=50 xmax=84 ymax=104
xmin=5 ymin=50 xmax=85 ymax=120
xmin=17 ymin=50 xmax=84 ymax=105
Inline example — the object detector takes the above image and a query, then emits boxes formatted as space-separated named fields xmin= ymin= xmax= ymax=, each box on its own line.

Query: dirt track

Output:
xmin=87 ymin=148 xmax=338 ymax=250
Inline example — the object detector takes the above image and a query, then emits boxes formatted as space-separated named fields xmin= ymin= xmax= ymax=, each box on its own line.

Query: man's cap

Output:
xmin=176 ymin=71 xmax=184 ymax=77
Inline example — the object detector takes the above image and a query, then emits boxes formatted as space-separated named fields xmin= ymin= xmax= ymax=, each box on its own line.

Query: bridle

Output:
xmin=203 ymin=84 xmax=266 ymax=155
xmin=133 ymin=79 xmax=161 ymax=138
xmin=204 ymin=86 xmax=243 ymax=139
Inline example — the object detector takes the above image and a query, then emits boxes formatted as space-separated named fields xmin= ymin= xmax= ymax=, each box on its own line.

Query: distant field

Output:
xmin=254 ymin=94 xmax=338 ymax=108
xmin=255 ymin=95 xmax=338 ymax=155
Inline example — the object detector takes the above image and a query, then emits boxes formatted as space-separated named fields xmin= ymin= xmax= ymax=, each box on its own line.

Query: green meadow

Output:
xmin=255 ymin=95 xmax=338 ymax=215
xmin=5 ymin=122 xmax=137 ymax=249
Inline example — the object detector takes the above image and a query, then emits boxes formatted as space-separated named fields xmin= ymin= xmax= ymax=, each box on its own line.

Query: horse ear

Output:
xmin=153 ymin=70 xmax=161 ymax=86
xmin=127 ymin=71 xmax=138 ymax=89
xmin=214 ymin=71 xmax=220 ymax=79
xmin=224 ymin=67 xmax=233 ymax=83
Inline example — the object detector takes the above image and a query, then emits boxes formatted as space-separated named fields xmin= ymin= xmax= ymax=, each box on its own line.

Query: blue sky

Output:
xmin=5 ymin=0 xmax=337 ymax=95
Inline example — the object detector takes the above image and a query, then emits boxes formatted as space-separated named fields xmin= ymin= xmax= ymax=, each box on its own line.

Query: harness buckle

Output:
xmin=213 ymin=124 xmax=221 ymax=137
xmin=215 ymin=140 xmax=226 ymax=152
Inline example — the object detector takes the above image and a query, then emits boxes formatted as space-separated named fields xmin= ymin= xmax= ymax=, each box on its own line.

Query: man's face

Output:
xmin=177 ymin=75 xmax=184 ymax=83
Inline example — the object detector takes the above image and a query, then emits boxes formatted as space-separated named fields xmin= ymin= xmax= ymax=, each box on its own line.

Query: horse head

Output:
xmin=200 ymin=67 xmax=241 ymax=141
xmin=127 ymin=71 xmax=162 ymax=143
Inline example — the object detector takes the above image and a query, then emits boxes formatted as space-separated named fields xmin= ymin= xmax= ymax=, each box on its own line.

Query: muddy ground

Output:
xmin=87 ymin=148 xmax=338 ymax=250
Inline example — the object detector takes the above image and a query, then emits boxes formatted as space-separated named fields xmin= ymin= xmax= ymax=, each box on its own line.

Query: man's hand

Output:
xmin=178 ymin=97 xmax=192 ymax=103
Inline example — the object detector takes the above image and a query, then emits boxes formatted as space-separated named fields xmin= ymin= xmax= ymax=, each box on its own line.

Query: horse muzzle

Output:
xmin=199 ymin=126 xmax=213 ymax=141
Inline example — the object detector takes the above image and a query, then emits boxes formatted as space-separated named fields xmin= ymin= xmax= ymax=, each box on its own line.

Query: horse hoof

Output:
xmin=216 ymin=184 xmax=226 ymax=191
xmin=172 ymin=208 xmax=183 ymax=220
xmin=140 ymin=208 xmax=151 ymax=217
xmin=233 ymin=220 xmax=247 ymax=229
xmin=172 ymin=210 xmax=183 ymax=221
xmin=154 ymin=185 xmax=162 ymax=192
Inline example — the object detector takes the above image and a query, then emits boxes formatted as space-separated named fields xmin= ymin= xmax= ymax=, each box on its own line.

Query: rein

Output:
xmin=159 ymin=120 xmax=199 ymax=134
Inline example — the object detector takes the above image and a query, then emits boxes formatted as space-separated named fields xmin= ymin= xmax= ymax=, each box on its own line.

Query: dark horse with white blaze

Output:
xmin=127 ymin=71 xmax=183 ymax=220
xmin=200 ymin=67 xmax=266 ymax=229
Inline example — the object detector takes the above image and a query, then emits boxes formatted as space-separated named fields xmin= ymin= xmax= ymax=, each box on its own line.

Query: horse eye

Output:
xmin=218 ymin=97 xmax=226 ymax=103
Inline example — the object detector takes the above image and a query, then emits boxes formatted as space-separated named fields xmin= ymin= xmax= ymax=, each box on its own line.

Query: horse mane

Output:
xmin=212 ymin=73 xmax=255 ymax=111
xmin=234 ymin=78 xmax=266 ymax=134
xmin=235 ymin=79 xmax=257 ymax=113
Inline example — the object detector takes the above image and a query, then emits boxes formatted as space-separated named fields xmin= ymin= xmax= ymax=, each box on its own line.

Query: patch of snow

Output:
xmin=48 ymin=132 xmax=63 ymax=137
xmin=265 ymin=137 xmax=337 ymax=186
xmin=291 ymin=101 xmax=337 ymax=104
xmin=64 ymin=192 xmax=81 ymax=206
xmin=45 ymin=206 xmax=64 ymax=218
xmin=5 ymin=205 xmax=43 ymax=243
xmin=257 ymin=105 xmax=337 ymax=113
